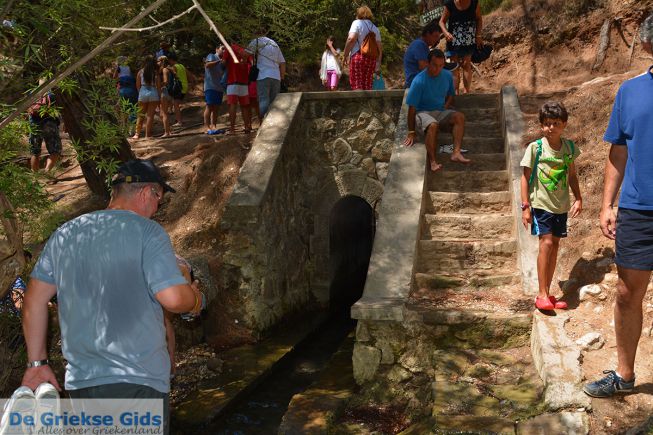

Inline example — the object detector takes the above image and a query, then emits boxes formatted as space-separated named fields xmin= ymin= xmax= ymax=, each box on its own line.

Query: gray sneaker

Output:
xmin=583 ymin=370 xmax=635 ymax=397
xmin=438 ymin=144 xmax=469 ymax=154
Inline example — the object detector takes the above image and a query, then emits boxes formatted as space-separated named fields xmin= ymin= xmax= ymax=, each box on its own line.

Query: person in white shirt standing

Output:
xmin=320 ymin=36 xmax=342 ymax=91
xmin=246 ymin=31 xmax=286 ymax=118
xmin=343 ymin=5 xmax=383 ymax=90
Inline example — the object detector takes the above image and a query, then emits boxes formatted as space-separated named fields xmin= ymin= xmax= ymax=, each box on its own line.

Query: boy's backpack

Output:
xmin=528 ymin=138 xmax=575 ymax=186
xmin=360 ymin=22 xmax=380 ymax=59
xmin=166 ymin=70 xmax=183 ymax=97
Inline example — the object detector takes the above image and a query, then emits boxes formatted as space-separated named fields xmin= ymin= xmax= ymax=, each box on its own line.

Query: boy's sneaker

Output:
xmin=438 ymin=144 xmax=469 ymax=154
xmin=34 ymin=383 xmax=60 ymax=432
xmin=583 ymin=370 xmax=635 ymax=398
xmin=0 ymin=386 xmax=36 ymax=435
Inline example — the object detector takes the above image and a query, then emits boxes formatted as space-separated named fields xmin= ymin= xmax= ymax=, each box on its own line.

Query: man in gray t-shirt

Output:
xmin=21 ymin=159 xmax=203 ymax=429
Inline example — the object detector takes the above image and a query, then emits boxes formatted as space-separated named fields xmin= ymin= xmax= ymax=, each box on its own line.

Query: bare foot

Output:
xmin=451 ymin=152 xmax=471 ymax=164
xmin=430 ymin=161 xmax=443 ymax=172
xmin=131 ymin=134 xmax=140 ymax=140
xmin=161 ymin=133 xmax=171 ymax=138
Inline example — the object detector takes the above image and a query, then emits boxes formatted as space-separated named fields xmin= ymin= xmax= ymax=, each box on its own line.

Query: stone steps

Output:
xmin=416 ymin=239 xmax=517 ymax=273
xmin=433 ymin=153 xmax=506 ymax=172
xmin=414 ymin=272 xmax=519 ymax=289
xmin=427 ymin=170 xmax=509 ymax=193
xmin=422 ymin=213 xmax=513 ymax=240
xmin=436 ymin=135 xmax=504 ymax=154
xmin=426 ymin=191 xmax=512 ymax=214
xmin=463 ymin=119 xmax=502 ymax=134
xmin=450 ymin=93 xmax=499 ymax=109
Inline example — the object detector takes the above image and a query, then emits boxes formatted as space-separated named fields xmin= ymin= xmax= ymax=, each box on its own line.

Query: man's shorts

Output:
xmin=415 ymin=110 xmax=455 ymax=136
xmin=226 ymin=84 xmax=250 ymax=106
xmin=138 ymin=85 xmax=159 ymax=103
xmin=204 ymin=89 xmax=223 ymax=106
xmin=29 ymin=119 xmax=61 ymax=156
xmin=531 ymin=208 xmax=567 ymax=238
xmin=615 ymin=208 xmax=653 ymax=270
xmin=173 ymin=93 xmax=185 ymax=102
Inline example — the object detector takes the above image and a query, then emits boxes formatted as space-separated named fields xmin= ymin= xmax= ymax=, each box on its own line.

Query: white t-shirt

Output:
xmin=247 ymin=37 xmax=286 ymax=81
xmin=348 ymin=19 xmax=381 ymax=57
xmin=325 ymin=50 xmax=340 ymax=70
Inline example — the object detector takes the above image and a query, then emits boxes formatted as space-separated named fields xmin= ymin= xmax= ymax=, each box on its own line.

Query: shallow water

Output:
xmin=210 ymin=314 xmax=355 ymax=434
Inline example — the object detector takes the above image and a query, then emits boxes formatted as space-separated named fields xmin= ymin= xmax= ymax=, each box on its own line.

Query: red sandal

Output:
xmin=549 ymin=296 xmax=568 ymax=310
xmin=535 ymin=296 xmax=555 ymax=310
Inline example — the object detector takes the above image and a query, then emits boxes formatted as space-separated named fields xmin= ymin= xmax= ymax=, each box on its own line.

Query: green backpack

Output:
xmin=528 ymin=138 xmax=575 ymax=186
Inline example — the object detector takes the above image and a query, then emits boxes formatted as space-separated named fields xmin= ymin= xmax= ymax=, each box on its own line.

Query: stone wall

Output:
xmin=352 ymin=314 xmax=533 ymax=419
xmin=217 ymin=91 xmax=403 ymax=336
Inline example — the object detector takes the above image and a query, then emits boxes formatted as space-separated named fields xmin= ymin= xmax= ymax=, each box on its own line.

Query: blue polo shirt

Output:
xmin=404 ymin=38 xmax=429 ymax=88
xmin=405 ymin=68 xmax=454 ymax=112
xmin=604 ymin=66 xmax=653 ymax=210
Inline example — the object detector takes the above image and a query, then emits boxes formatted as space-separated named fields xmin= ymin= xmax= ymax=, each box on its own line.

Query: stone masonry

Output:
xmin=217 ymin=91 xmax=403 ymax=336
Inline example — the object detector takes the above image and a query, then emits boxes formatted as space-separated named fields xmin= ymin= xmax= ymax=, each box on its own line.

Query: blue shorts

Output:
xmin=615 ymin=208 xmax=653 ymax=270
xmin=204 ymin=89 xmax=223 ymax=106
xmin=138 ymin=85 xmax=159 ymax=103
xmin=531 ymin=208 xmax=567 ymax=238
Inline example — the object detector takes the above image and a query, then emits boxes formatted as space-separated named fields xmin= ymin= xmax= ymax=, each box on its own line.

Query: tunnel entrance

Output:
xmin=329 ymin=195 xmax=376 ymax=314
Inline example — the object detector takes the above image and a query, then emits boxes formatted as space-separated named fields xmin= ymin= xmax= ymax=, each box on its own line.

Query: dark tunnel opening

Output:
xmin=328 ymin=195 xmax=376 ymax=314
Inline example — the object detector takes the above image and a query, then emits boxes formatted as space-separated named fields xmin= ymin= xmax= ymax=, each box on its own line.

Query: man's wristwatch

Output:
xmin=26 ymin=359 xmax=49 ymax=368
xmin=520 ymin=203 xmax=530 ymax=211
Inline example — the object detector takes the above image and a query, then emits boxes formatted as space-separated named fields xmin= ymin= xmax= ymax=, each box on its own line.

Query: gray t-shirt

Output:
xmin=31 ymin=210 xmax=187 ymax=393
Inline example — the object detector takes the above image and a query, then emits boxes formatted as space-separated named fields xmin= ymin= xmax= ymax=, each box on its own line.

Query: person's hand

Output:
xmin=522 ymin=207 xmax=532 ymax=229
xmin=326 ymin=39 xmax=333 ymax=49
xmin=22 ymin=366 xmax=61 ymax=392
xmin=476 ymin=35 xmax=483 ymax=48
xmin=600 ymin=205 xmax=617 ymax=240
xmin=444 ymin=31 xmax=454 ymax=42
xmin=404 ymin=132 xmax=416 ymax=147
xmin=570 ymin=198 xmax=582 ymax=218
xmin=343 ymin=55 xmax=349 ymax=66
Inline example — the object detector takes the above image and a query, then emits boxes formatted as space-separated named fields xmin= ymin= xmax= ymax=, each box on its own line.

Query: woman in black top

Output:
xmin=439 ymin=0 xmax=483 ymax=94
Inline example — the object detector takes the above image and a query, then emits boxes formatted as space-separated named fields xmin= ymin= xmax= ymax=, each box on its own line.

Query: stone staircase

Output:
xmin=413 ymin=94 xmax=520 ymax=298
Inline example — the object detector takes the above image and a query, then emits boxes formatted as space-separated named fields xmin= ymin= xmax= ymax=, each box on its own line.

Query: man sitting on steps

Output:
xmin=403 ymin=48 xmax=471 ymax=171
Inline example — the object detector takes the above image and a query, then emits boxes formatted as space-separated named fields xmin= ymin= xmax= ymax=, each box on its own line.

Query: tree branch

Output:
xmin=0 ymin=0 xmax=168 ymax=130
xmin=99 ymin=5 xmax=196 ymax=32
xmin=191 ymin=0 xmax=238 ymax=63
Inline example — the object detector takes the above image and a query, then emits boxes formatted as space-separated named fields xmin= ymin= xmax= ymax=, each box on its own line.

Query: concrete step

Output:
xmin=427 ymin=191 xmax=511 ymax=214
xmin=464 ymin=119 xmax=501 ymax=134
xmin=416 ymin=239 xmax=517 ymax=274
xmin=451 ymin=93 xmax=499 ymax=109
xmin=459 ymin=107 xmax=499 ymax=122
xmin=414 ymin=272 xmax=519 ymax=290
xmin=434 ymin=153 xmax=506 ymax=172
xmin=422 ymin=213 xmax=513 ymax=240
xmin=427 ymin=170 xmax=509 ymax=193
xmin=436 ymin=135 xmax=504 ymax=154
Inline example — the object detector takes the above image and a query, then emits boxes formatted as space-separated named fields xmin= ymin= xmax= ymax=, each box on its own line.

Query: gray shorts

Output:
xmin=416 ymin=110 xmax=455 ymax=136
xmin=138 ymin=85 xmax=159 ymax=103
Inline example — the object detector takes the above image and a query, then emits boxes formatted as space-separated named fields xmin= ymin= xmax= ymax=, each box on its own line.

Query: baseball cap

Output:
xmin=111 ymin=159 xmax=176 ymax=193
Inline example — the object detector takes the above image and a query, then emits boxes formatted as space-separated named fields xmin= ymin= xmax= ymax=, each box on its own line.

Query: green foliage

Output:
xmin=563 ymin=0 xmax=604 ymax=17
xmin=0 ymin=106 xmax=58 ymax=242
xmin=479 ymin=0 xmax=513 ymax=14
xmin=73 ymin=77 xmax=129 ymax=187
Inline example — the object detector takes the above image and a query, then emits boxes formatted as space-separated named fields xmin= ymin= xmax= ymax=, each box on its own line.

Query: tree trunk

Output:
xmin=0 ymin=192 xmax=24 ymax=298
xmin=57 ymin=88 xmax=134 ymax=199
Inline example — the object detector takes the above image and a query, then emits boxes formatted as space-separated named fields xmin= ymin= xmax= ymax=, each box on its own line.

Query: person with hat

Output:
xmin=20 ymin=159 xmax=202 ymax=433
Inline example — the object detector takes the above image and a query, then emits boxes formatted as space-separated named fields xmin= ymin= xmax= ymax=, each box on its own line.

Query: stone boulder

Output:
xmin=578 ymin=284 xmax=603 ymax=301
xmin=371 ymin=139 xmax=394 ymax=162
xmin=326 ymin=138 xmax=353 ymax=165
xmin=353 ymin=343 xmax=381 ymax=384
xmin=575 ymin=332 xmax=604 ymax=351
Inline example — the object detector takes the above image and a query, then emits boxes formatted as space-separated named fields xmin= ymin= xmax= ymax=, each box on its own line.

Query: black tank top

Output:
xmin=444 ymin=0 xmax=478 ymax=49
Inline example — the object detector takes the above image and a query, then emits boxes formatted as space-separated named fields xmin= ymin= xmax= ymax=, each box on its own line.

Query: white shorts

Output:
xmin=415 ymin=110 xmax=455 ymax=136
xmin=226 ymin=84 xmax=249 ymax=97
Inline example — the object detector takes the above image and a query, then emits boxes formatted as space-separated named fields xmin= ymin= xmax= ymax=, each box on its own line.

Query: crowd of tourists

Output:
xmin=10 ymin=2 xmax=653 ymax=433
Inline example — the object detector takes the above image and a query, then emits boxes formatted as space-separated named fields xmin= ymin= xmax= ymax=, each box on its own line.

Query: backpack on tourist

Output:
xmin=360 ymin=22 xmax=380 ymax=59
xmin=166 ymin=70 xmax=183 ymax=98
